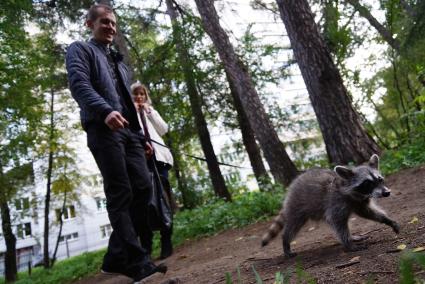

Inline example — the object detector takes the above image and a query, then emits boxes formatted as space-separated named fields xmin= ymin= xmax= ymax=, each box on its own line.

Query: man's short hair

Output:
xmin=86 ymin=4 xmax=114 ymax=22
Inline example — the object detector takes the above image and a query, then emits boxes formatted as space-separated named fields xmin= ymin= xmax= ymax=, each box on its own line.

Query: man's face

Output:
xmin=87 ymin=8 xmax=116 ymax=45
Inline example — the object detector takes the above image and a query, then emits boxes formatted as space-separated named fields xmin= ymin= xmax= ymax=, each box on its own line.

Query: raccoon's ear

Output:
xmin=334 ymin=166 xmax=355 ymax=180
xmin=368 ymin=154 xmax=380 ymax=169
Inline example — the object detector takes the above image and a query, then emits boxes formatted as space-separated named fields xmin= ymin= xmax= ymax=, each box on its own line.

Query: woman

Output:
xmin=131 ymin=81 xmax=175 ymax=259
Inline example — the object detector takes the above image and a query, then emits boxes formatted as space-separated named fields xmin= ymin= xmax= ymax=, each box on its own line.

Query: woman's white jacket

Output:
xmin=140 ymin=106 xmax=174 ymax=166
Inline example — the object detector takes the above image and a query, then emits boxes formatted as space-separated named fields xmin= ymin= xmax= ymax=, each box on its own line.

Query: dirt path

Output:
xmin=76 ymin=165 xmax=425 ymax=284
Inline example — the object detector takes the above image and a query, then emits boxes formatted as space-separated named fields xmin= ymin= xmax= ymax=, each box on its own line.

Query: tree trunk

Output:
xmin=50 ymin=187 xmax=67 ymax=267
xmin=225 ymin=71 xmax=270 ymax=189
xmin=172 ymin=155 xmax=193 ymax=209
xmin=0 ymin=201 xmax=17 ymax=282
xmin=165 ymin=136 xmax=196 ymax=209
xmin=194 ymin=0 xmax=298 ymax=186
xmin=345 ymin=0 xmax=401 ymax=51
xmin=275 ymin=0 xmax=381 ymax=165
xmin=166 ymin=0 xmax=231 ymax=201
xmin=43 ymin=89 xmax=55 ymax=268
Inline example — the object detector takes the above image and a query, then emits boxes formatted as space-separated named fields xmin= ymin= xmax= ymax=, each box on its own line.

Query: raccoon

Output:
xmin=261 ymin=154 xmax=400 ymax=257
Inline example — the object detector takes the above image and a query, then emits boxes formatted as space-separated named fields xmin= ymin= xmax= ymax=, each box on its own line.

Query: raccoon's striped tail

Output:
xmin=261 ymin=208 xmax=285 ymax=247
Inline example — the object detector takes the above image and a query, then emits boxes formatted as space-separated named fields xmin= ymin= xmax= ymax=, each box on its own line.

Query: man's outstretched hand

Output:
xmin=105 ymin=111 xmax=129 ymax=131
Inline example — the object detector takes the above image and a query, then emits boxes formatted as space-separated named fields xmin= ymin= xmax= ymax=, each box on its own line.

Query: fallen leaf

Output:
xmin=349 ymin=256 xmax=360 ymax=262
xmin=290 ymin=241 xmax=297 ymax=245
xmin=397 ymin=244 xmax=407 ymax=250
xmin=235 ymin=237 xmax=244 ymax=241
xmin=308 ymin=227 xmax=315 ymax=231
xmin=413 ymin=247 xmax=425 ymax=252
xmin=408 ymin=216 xmax=419 ymax=224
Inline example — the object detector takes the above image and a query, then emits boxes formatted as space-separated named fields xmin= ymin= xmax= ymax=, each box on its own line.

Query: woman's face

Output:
xmin=133 ymin=87 xmax=147 ymax=105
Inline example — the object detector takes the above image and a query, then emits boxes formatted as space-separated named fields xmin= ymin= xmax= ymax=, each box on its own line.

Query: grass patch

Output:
xmin=381 ymin=138 xmax=425 ymax=175
xmin=0 ymin=249 xmax=105 ymax=284
xmin=399 ymin=250 xmax=425 ymax=283
xmin=169 ymin=189 xmax=284 ymax=247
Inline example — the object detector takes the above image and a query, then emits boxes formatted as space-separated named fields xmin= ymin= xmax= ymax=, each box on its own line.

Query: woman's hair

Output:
xmin=86 ymin=4 xmax=114 ymax=22
xmin=130 ymin=81 xmax=152 ymax=105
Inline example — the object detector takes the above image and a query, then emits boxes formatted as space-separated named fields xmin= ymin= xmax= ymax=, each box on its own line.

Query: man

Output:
xmin=65 ymin=4 xmax=166 ymax=282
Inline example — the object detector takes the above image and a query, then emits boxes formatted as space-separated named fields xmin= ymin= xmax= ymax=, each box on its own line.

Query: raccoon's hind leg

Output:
xmin=327 ymin=213 xmax=367 ymax=252
xmin=282 ymin=215 xmax=307 ymax=258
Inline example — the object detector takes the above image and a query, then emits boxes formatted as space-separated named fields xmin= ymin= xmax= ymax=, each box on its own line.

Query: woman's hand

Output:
xmin=142 ymin=103 xmax=151 ymax=114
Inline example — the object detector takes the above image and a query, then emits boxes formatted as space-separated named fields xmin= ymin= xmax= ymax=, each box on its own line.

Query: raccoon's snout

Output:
xmin=372 ymin=185 xmax=391 ymax=198
xmin=382 ymin=189 xmax=390 ymax=197
xmin=380 ymin=186 xmax=391 ymax=197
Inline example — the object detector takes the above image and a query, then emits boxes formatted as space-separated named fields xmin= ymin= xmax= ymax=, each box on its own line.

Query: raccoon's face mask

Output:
xmin=356 ymin=178 xmax=391 ymax=198
xmin=334 ymin=154 xmax=391 ymax=199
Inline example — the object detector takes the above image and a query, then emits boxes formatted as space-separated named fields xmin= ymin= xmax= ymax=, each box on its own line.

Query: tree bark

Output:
xmin=43 ymin=89 xmax=55 ymax=268
xmin=345 ymin=0 xmax=401 ymax=51
xmin=50 ymin=187 xmax=67 ymax=267
xmin=194 ymin=0 xmax=298 ymax=186
xmin=165 ymin=136 xmax=196 ymax=209
xmin=275 ymin=0 xmax=381 ymax=165
xmin=225 ymin=71 xmax=270 ymax=189
xmin=166 ymin=0 xmax=231 ymax=201
xmin=0 ymin=201 xmax=17 ymax=282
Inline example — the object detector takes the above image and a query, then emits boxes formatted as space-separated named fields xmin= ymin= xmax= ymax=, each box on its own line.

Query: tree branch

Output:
xmin=345 ymin=0 xmax=401 ymax=51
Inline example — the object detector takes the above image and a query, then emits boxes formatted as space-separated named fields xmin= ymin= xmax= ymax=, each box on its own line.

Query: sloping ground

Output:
xmin=75 ymin=165 xmax=425 ymax=284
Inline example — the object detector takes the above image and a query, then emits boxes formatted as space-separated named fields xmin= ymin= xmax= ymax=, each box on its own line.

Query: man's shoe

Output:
xmin=132 ymin=262 xmax=167 ymax=282
xmin=101 ymin=265 xmax=126 ymax=276
xmin=101 ymin=269 xmax=122 ymax=276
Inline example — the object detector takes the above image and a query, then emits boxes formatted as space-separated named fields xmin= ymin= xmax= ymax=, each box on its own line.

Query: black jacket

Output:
xmin=66 ymin=39 xmax=140 ymax=131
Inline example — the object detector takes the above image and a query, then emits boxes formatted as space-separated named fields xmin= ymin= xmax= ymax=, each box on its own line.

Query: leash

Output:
xmin=149 ymin=138 xmax=253 ymax=170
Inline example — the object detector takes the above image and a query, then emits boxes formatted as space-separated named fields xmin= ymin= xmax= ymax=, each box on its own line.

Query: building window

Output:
xmin=100 ymin=224 xmax=112 ymax=239
xmin=95 ymin=198 xmax=107 ymax=211
xmin=15 ymin=198 xmax=30 ymax=211
xmin=59 ymin=232 xmax=79 ymax=243
xmin=55 ymin=205 xmax=76 ymax=222
xmin=224 ymin=172 xmax=241 ymax=183
xmin=16 ymin=223 xmax=32 ymax=239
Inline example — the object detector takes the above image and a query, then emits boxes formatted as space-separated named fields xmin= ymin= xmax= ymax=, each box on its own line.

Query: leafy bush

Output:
xmin=153 ymin=187 xmax=285 ymax=254
xmin=380 ymin=138 xmax=425 ymax=175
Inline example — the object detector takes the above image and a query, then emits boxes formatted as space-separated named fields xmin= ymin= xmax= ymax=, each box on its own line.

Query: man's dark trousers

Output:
xmin=86 ymin=122 xmax=150 ymax=274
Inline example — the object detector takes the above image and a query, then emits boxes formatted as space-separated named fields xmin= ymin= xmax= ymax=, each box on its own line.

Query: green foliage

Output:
xmin=380 ymin=137 xmax=425 ymax=175
xmin=321 ymin=0 xmax=359 ymax=69
xmin=0 ymin=249 xmax=105 ymax=284
xmin=169 ymin=189 xmax=284 ymax=248
xmin=252 ymin=265 xmax=264 ymax=284
xmin=399 ymin=251 xmax=425 ymax=284
xmin=226 ymin=272 xmax=233 ymax=284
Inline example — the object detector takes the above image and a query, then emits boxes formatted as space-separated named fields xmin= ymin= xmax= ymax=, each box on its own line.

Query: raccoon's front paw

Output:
xmin=391 ymin=222 xmax=400 ymax=234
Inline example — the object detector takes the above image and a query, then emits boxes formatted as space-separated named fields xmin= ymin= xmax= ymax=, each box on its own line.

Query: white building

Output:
xmin=0 ymin=150 xmax=112 ymax=275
